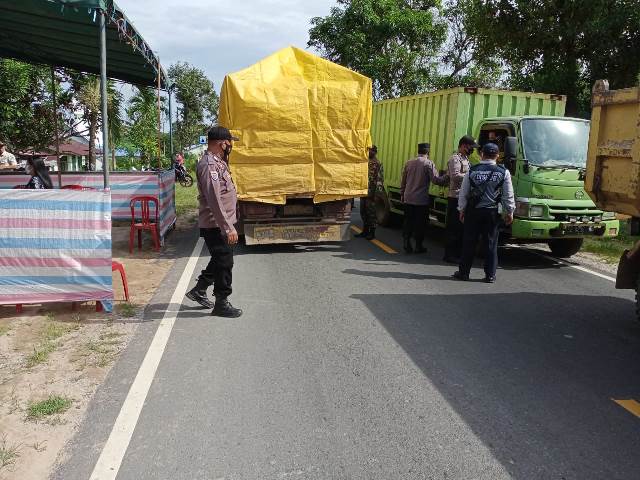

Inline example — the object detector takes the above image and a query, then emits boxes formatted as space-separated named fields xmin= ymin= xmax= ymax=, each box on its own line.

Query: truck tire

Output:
xmin=375 ymin=191 xmax=392 ymax=227
xmin=548 ymin=238 xmax=584 ymax=258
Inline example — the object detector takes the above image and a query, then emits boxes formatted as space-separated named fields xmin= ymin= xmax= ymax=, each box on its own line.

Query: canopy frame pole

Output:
xmin=99 ymin=9 xmax=110 ymax=189
xmin=157 ymin=60 xmax=162 ymax=170
xmin=50 ymin=66 xmax=62 ymax=188
xmin=168 ymin=85 xmax=174 ymax=158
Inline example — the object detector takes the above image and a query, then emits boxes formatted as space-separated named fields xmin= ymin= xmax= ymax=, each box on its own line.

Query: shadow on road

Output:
xmin=352 ymin=292 xmax=640 ymax=479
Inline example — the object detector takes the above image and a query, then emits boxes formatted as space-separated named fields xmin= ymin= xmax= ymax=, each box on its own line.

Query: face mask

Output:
xmin=222 ymin=142 xmax=232 ymax=162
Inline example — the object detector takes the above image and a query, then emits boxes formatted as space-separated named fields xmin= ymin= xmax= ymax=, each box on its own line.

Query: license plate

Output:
xmin=561 ymin=224 xmax=605 ymax=235
xmin=248 ymin=224 xmax=344 ymax=244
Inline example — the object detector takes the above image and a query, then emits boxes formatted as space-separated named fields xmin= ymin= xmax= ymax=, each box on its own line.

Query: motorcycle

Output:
xmin=174 ymin=163 xmax=193 ymax=188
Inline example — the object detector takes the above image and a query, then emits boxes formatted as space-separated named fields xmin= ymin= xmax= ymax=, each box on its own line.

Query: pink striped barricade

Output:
xmin=0 ymin=189 xmax=113 ymax=311
xmin=0 ymin=171 xmax=177 ymax=243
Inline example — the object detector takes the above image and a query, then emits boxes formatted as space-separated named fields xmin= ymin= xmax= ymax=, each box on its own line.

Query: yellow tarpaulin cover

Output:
xmin=218 ymin=46 xmax=372 ymax=204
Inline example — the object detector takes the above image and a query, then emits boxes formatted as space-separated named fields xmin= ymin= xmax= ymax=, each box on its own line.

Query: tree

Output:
xmin=125 ymin=87 xmax=164 ymax=165
xmin=465 ymin=0 xmax=640 ymax=117
xmin=168 ymin=62 xmax=219 ymax=152
xmin=0 ymin=60 xmax=71 ymax=153
xmin=434 ymin=0 xmax=502 ymax=89
xmin=308 ymin=0 xmax=448 ymax=100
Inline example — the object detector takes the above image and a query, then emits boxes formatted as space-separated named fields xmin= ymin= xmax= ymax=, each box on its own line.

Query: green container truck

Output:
xmin=371 ymin=87 xmax=619 ymax=257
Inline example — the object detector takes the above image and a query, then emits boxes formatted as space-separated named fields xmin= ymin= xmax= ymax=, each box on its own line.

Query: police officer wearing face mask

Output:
xmin=453 ymin=142 xmax=515 ymax=283
xmin=443 ymin=135 xmax=479 ymax=263
xmin=186 ymin=127 xmax=242 ymax=318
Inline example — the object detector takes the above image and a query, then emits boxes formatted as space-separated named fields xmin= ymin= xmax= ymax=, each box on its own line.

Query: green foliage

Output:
xmin=27 ymin=395 xmax=72 ymax=420
xmin=308 ymin=0 xmax=448 ymax=100
xmin=168 ymin=62 xmax=219 ymax=151
xmin=0 ymin=60 xmax=69 ymax=152
xmin=465 ymin=0 xmax=640 ymax=117
xmin=434 ymin=0 xmax=502 ymax=89
xmin=125 ymin=87 xmax=164 ymax=164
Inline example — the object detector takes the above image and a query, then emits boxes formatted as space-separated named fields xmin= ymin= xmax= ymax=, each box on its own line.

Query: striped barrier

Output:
xmin=0 ymin=189 xmax=113 ymax=305
xmin=0 ymin=171 xmax=177 ymax=239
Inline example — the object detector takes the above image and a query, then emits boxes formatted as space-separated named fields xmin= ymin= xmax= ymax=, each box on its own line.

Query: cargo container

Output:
xmin=218 ymin=47 xmax=372 ymax=245
xmin=372 ymin=87 xmax=619 ymax=257
xmin=586 ymin=80 xmax=640 ymax=319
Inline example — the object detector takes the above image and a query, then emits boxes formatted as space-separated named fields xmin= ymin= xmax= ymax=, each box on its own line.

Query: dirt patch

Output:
xmin=0 ymin=226 xmax=176 ymax=480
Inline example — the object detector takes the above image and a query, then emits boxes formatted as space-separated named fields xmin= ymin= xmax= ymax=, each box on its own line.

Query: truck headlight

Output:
xmin=529 ymin=205 xmax=544 ymax=217
xmin=602 ymin=211 xmax=616 ymax=220
xmin=515 ymin=201 xmax=529 ymax=217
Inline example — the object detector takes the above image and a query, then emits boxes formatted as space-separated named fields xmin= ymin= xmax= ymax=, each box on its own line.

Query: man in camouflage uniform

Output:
xmin=356 ymin=146 xmax=384 ymax=240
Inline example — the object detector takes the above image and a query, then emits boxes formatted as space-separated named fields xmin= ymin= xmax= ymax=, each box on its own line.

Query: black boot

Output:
xmin=365 ymin=227 xmax=376 ymax=240
xmin=403 ymin=237 xmax=413 ymax=254
xmin=355 ymin=227 xmax=369 ymax=238
xmin=212 ymin=298 xmax=243 ymax=318
xmin=185 ymin=281 xmax=214 ymax=309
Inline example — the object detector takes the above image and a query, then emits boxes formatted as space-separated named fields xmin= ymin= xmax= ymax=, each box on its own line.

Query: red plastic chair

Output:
xmin=129 ymin=195 xmax=160 ymax=253
xmin=61 ymin=185 xmax=96 ymax=191
xmin=112 ymin=261 xmax=130 ymax=302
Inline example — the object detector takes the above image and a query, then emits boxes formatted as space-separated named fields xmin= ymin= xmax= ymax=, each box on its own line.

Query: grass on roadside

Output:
xmin=117 ymin=302 xmax=138 ymax=318
xmin=582 ymin=220 xmax=639 ymax=263
xmin=26 ymin=395 xmax=72 ymax=421
xmin=25 ymin=342 xmax=56 ymax=368
xmin=0 ymin=435 xmax=21 ymax=471
xmin=24 ymin=319 xmax=76 ymax=368
xmin=174 ymin=183 xmax=198 ymax=217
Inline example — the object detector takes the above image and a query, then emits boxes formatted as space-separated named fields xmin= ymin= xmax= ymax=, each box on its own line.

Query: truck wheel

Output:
xmin=375 ymin=191 xmax=392 ymax=227
xmin=548 ymin=238 xmax=584 ymax=258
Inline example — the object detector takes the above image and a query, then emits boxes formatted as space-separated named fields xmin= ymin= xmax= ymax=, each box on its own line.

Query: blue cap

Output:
xmin=482 ymin=142 xmax=499 ymax=156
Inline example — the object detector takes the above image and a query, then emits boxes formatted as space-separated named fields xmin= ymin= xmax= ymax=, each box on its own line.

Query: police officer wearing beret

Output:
xmin=186 ymin=127 xmax=243 ymax=318
xmin=453 ymin=142 xmax=515 ymax=283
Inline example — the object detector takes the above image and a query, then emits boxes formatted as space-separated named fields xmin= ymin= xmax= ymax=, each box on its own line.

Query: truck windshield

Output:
xmin=521 ymin=118 xmax=590 ymax=168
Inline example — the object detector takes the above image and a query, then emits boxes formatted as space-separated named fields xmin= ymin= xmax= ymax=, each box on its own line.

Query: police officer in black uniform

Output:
xmin=453 ymin=143 xmax=515 ymax=283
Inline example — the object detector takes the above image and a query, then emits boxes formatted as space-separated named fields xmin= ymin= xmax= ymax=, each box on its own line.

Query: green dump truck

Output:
xmin=371 ymin=87 xmax=619 ymax=257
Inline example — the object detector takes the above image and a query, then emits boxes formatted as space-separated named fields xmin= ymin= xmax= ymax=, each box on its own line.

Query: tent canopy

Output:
xmin=0 ymin=0 xmax=167 ymax=87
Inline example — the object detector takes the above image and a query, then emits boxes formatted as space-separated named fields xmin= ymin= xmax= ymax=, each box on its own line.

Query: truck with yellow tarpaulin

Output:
xmin=218 ymin=47 xmax=372 ymax=245
xmin=586 ymin=80 xmax=640 ymax=319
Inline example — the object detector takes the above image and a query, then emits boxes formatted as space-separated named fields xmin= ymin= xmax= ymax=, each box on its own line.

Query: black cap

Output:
xmin=369 ymin=145 xmax=378 ymax=153
xmin=418 ymin=142 xmax=430 ymax=150
xmin=208 ymin=126 xmax=239 ymax=142
xmin=459 ymin=135 xmax=479 ymax=147
xmin=482 ymin=142 xmax=499 ymax=156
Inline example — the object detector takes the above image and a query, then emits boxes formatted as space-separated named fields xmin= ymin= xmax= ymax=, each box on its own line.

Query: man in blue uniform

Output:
xmin=453 ymin=142 xmax=515 ymax=283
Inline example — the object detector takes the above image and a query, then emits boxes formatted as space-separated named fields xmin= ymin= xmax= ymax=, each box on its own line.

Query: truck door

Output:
xmin=477 ymin=123 xmax=517 ymax=174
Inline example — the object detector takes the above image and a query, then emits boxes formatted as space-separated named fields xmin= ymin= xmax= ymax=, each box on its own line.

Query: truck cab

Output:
xmin=477 ymin=116 xmax=619 ymax=257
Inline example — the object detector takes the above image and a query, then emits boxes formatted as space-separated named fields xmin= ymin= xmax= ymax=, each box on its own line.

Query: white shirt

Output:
xmin=0 ymin=151 xmax=17 ymax=167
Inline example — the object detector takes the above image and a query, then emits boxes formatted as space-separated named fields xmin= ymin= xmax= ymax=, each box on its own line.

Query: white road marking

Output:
xmin=89 ymin=237 xmax=205 ymax=480
xmin=518 ymin=246 xmax=616 ymax=283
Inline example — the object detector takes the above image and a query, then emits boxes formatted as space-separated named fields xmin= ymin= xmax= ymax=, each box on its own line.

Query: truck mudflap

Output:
xmin=244 ymin=223 xmax=350 ymax=245
xmin=615 ymin=240 xmax=640 ymax=289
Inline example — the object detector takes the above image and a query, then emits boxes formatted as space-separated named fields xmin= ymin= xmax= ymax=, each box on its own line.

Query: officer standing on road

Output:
xmin=400 ymin=143 xmax=449 ymax=254
xmin=453 ymin=142 xmax=515 ymax=283
xmin=443 ymin=135 xmax=479 ymax=264
xmin=355 ymin=145 xmax=384 ymax=240
xmin=186 ymin=127 xmax=243 ymax=318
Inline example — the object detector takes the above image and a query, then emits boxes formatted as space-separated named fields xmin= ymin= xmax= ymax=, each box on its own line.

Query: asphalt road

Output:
xmin=55 ymin=214 xmax=640 ymax=480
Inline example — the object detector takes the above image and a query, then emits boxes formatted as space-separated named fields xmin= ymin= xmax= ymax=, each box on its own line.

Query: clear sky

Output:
xmin=117 ymin=0 xmax=337 ymax=92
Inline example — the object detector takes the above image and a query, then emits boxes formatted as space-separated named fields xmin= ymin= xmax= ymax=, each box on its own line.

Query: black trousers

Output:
xmin=197 ymin=228 xmax=234 ymax=299
xmin=459 ymin=208 xmax=500 ymax=278
xmin=403 ymin=204 xmax=428 ymax=245
xmin=444 ymin=197 xmax=464 ymax=259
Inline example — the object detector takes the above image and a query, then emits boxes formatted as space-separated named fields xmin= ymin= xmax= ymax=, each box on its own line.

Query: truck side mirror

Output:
xmin=504 ymin=136 xmax=518 ymax=171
